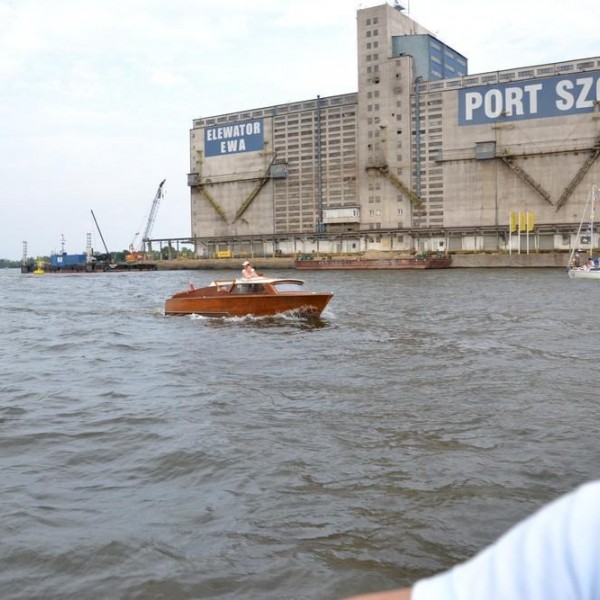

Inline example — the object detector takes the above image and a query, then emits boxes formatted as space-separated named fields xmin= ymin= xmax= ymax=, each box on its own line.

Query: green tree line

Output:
xmin=0 ymin=258 xmax=26 ymax=268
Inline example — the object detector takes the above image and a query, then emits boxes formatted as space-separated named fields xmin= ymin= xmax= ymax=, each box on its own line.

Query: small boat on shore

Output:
xmin=567 ymin=185 xmax=600 ymax=280
xmin=568 ymin=263 xmax=600 ymax=279
xmin=164 ymin=277 xmax=333 ymax=317
xmin=295 ymin=253 xmax=452 ymax=270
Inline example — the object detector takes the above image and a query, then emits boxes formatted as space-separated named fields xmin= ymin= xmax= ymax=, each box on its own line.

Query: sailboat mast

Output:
xmin=592 ymin=185 xmax=597 ymax=260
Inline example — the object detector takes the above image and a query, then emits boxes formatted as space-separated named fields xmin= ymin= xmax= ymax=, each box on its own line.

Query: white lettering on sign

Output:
xmin=465 ymin=84 xmax=543 ymax=120
xmin=206 ymin=121 xmax=262 ymax=142
xmin=204 ymin=118 xmax=264 ymax=156
xmin=459 ymin=71 xmax=600 ymax=125
xmin=556 ymin=77 xmax=598 ymax=111
xmin=220 ymin=139 xmax=247 ymax=153
xmin=555 ymin=79 xmax=575 ymax=110
xmin=484 ymin=89 xmax=503 ymax=118
xmin=464 ymin=92 xmax=482 ymax=121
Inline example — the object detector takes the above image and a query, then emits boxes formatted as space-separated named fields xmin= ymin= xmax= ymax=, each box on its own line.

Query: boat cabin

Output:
xmin=165 ymin=276 xmax=333 ymax=317
xmin=208 ymin=278 xmax=309 ymax=295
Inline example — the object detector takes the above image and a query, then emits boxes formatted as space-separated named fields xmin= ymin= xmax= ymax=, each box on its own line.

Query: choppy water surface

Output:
xmin=1 ymin=267 xmax=599 ymax=599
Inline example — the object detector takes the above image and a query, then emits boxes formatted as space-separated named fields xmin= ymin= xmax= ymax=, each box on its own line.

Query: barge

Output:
xmin=21 ymin=254 xmax=157 ymax=273
xmin=295 ymin=254 xmax=452 ymax=270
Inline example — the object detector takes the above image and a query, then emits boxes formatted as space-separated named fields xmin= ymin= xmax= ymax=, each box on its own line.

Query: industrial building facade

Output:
xmin=184 ymin=2 xmax=600 ymax=258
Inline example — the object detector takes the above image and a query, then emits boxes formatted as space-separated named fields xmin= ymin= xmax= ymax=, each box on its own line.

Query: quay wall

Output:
xmin=156 ymin=253 xmax=569 ymax=271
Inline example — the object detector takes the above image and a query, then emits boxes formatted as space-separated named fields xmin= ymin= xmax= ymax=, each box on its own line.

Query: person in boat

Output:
xmin=577 ymin=258 xmax=595 ymax=271
xmin=241 ymin=260 xmax=259 ymax=279
xmin=341 ymin=479 xmax=600 ymax=600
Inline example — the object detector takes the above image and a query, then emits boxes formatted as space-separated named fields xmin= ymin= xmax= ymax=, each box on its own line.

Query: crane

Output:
xmin=127 ymin=179 xmax=166 ymax=262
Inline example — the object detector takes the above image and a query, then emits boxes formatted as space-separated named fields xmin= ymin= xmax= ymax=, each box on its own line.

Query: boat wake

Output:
xmin=188 ymin=309 xmax=332 ymax=329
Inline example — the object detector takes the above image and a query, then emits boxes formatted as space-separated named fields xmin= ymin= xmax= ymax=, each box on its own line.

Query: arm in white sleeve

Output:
xmin=412 ymin=480 xmax=600 ymax=600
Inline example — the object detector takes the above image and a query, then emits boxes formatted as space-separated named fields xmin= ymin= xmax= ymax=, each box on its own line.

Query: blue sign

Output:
xmin=205 ymin=119 xmax=264 ymax=156
xmin=459 ymin=71 xmax=600 ymax=125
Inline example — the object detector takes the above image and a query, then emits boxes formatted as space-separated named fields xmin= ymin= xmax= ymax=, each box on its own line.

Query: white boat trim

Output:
xmin=568 ymin=268 xmax=600 ymax=279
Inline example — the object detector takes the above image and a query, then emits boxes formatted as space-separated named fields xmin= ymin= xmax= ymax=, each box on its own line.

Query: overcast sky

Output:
xmin=2 ymin=0 xmax=599 ymax=260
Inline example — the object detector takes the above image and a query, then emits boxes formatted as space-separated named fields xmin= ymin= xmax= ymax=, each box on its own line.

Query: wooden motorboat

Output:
xmin=164 ymin=277 xmax=333 ymax=317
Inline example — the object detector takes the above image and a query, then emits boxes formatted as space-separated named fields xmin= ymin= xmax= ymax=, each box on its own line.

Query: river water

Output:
xmin=1 ymin=267 xmax=599 ymax=599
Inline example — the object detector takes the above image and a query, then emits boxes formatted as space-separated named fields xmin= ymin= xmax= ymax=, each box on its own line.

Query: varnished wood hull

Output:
xmin=165 ymin=291 xmax=333 ymax=317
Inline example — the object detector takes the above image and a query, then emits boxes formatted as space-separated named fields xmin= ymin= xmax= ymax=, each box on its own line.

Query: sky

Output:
xmin=1 ymin=0 xmax=599 ymax=260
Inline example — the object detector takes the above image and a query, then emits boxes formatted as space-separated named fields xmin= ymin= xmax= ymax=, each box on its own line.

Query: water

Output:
xmin=1 ymin=267 xmax=599 ymax=600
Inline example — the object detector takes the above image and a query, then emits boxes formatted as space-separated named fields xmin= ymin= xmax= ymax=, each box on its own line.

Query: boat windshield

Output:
xmin=273 ymin=282 xmax=306 ymax=292
xmin=232 ymin=283 xmax=266 ymax=294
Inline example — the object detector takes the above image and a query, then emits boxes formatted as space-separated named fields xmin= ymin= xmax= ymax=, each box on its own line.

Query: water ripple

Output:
xmin=1 ymin=268 xmax=599 ymax=599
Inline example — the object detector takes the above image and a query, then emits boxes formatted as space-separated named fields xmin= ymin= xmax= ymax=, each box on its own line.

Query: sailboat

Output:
xmin=567 ymin=185 xmax=600 ymax=279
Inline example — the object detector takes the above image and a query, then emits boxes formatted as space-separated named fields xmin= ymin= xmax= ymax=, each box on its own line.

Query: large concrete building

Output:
xmin=182 ymin=2 xmax=600 ymax=258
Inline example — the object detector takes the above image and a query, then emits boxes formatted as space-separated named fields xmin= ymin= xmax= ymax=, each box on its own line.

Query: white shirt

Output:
xmin=241 ymin=265 xmax=258 ymax=279
xmin=413 ymin=480 xmax=600 ymax=600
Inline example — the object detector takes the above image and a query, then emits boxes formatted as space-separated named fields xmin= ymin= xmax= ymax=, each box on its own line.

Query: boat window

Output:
xmin=232 ymin=283 xmax=265 ymax=294
xmin=273 ymin=282 xmax=306 ymax=292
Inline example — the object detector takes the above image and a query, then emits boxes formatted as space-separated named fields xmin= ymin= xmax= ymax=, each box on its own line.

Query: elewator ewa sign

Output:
xmin=204 ymin=119 xmax=264 ymax=156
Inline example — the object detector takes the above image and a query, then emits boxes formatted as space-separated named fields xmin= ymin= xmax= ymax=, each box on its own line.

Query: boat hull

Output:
xmin=165 ymin=291 xmax=333 ymax=317
xmin=568 ymin=269 xmax=600 ymax=279
xmin=295 ymin=256 xmax=452 ymax=270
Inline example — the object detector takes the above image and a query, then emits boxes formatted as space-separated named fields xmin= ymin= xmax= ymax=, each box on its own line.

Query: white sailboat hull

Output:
xmin=566 ymin=185 xmax=600 ymax=279
xmin=568 ymin=268 xmax=600 ymax=279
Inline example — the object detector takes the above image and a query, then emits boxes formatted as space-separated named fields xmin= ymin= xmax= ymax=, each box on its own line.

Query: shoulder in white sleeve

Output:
xmin=412 ymin=480 xmax=600 ymax=600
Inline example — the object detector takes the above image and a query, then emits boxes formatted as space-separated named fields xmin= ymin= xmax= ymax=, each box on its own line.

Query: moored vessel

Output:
xmin=295 ymin=253 xmax=451 ymax=270
xmin=567 ymin=185 xmax=600 ymax=280
xmin=21 ymin=219 xmax=158 ymax=274
xmin=21 ymin=251 xmax=157 ymax=273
